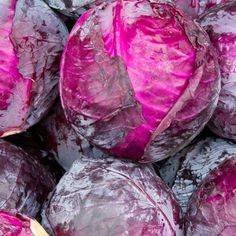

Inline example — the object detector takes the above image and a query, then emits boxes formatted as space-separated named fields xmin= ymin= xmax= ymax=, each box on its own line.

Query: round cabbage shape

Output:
xmin=160 ymin=137 xmax=236 ymax=213
xmin=38 ymin=101 xmax=107 ymax=171
xmin=174 ymin=0 xmax=231 ymax=17
xmin=0 ymin=210 xmax=48 ymax=236
xmin=42 ymin=157 xmax=183 ymax=236
xmin=60 ymin=0 xmax=220 ymax=162
xmin=0 ymin=139 xmax=56 ymax=217
xmin=199 ymin=3 xmax=236 ymax=140
xmin=0 ymin=0 xmax=68 ymax=137
xmin=185 ymin=156 xmax=236 ymax=235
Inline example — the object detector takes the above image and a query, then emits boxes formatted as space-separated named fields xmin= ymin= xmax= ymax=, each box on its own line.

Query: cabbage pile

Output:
xmin=0 ymin=0 xmax=236 ymax=236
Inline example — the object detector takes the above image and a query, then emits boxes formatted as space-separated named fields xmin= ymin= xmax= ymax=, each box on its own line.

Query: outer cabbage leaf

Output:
xmin=0 ymin=210 xmax=48 ymax=236
xmin=174 ymin=0 xmax=231 ymax=17
xmin=42 ymin=157 xmax=183 ymax=236
xmin=160 ymin=137 xmax=236 ymax=213
xmin=0 ymin=139 xmax=56 ymax=217
xmin=43 ymin=0 xmax=173 ymax=17
xmin=60 ymin=0 xmax=220 ymax=162
xmin=44 ymin=0 xmax=110 ymax=17
xmin=4 ymin=131 xmax=65 ymax=180
xmin=185 ymin=156 xmax=236 ymax=235
xmin=38 ymin=100 xmax=107 ymax=171
xmin=174 ymin=0 xmax=200 ymax=17
xmin=0 ymin=0 xmax=68 ymax=137
xmin=199 ymin=3 xmax=236 ymax=140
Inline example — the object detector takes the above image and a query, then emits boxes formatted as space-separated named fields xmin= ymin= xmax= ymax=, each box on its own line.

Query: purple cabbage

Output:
xmin=37 ymin=100 xmax=107 ymax=171
xmin=0 ymin=210 xmax=48 ymax=236
xmin=0 ymin=139 xmax=56 ymax=218
xmin=0 ymin=0 xmax=68 ymax=137
xmin=60 ymin=0 xmax=220 ymax=162
xmin=42 ymin=157 xmax=183 ymax=236
xmin=185 ymin=156 xmax=236 ymax=235
xmin=199 ymin=3 xmax=236 ymax=141
xmin=160 ymin=137 xmax=236 ymax=213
